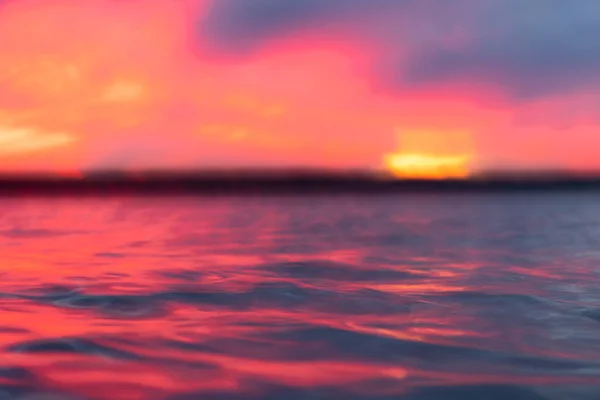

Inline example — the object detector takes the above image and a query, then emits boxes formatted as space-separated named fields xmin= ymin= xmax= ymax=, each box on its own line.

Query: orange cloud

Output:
xmin=0 ymin=127 xmax=74 ymax=156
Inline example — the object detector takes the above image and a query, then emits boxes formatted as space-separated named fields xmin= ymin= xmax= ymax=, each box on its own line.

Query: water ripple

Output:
xmin=0 ymin=195 xmax=598 ymax=398
xmin=54 ymin=294 xmax=170 ymax=319
xmin=6 ymin=338 xmax=141 ymax=360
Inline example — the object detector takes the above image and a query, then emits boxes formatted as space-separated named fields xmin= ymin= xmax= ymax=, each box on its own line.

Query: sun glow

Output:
xmin=384 ymin=153 xmax=471 ymax=179
xmin=384 ymin=129 xmax=474 ymax=179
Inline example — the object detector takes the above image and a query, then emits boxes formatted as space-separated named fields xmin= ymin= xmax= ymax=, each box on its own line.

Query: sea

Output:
xmin=0 ymin=192 xmax=599 ymax=399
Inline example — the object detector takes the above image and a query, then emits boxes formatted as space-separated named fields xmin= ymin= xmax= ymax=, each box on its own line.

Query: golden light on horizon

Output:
xmin=384 ymin=153 xmax=472 ymax=179
xmin=384 ymin=128 xmax=474 ymax=179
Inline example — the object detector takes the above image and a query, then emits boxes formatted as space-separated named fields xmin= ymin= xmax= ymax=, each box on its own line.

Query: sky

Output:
xmin=0 ymin=0 xmax=599 ymax=175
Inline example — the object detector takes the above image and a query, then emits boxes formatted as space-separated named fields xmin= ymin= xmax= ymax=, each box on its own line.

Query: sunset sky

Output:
xmin=0 ymin=0 xmax=599 ymax=174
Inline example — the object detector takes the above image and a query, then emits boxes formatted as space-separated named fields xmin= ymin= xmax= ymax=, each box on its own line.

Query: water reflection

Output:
xmin=0 ymin=194 xmax=598 ymax=398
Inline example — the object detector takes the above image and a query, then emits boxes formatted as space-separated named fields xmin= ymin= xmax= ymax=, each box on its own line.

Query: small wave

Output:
xmin=0 ymin=391 xmax=82 ymax=400
xmin=159 ymin=281 xmax=334 ymax=310
xmin=160 ymin=282 xmax=409 ymax=315
xmin=54 ymin=294 xmax=170 ymax=319
xmin=401 ymin=384 xmax=548 ymax=400
xmin=264 ymin=324 xmax=600 ymax=377
xmin=261 ymin=260 xmax=418 ymax=282
xmin=0 ymin=327 xmax=31 ymax=334
xmin=167 ymin=382 xmax=352 ymax=400
xmin=93 ymin=252 xmax=126 ymax=258
xmin=0 ymin=367 xmax=35 ymax=382
xmin=150 ymin=269 xmax=208 ymax=281
xmin=427 ymin=291 xmax=544 ymax=303
xmin=6 ymin=338 xmax=140 ymax=361
xmin=264 ymin=325 xmax=490 ymax=364
xmin=167 ymin=383 xmax=549 ymax=400
xmin=7 ymin=285 xmax=170 ymax=320
xmin=0 ymin=386 xmax=34 ymax=400
xmin=16 ymin=285 xmax=81 ymax=301
xmin=582 ymin=309 xmax=600 ymax=323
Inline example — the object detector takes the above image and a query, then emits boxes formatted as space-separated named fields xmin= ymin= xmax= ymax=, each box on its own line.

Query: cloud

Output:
xmin=201 ymin=0 xmax=600 ymax=99
xmin=200 ymin=0 xmax=409 ymax=53
xmin=0 ymin=126 xmax=73 ymax=156
xmin=403 ymin=0 xmax=600 ymax=99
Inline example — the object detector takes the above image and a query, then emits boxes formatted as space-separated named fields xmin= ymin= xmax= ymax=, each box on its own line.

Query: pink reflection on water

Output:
xmin=0 ymin=195 xmax=597 ymax=398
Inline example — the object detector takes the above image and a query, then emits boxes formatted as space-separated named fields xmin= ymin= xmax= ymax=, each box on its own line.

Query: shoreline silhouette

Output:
xmin=0 ymin=169 xmax=599 ymax=195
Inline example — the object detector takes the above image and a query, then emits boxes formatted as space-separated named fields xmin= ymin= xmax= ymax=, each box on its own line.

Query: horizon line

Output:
xmin=0 ymin=169 xmax=599 ymax=196
xmin=1 ymin=166 xmax=600 ymax=178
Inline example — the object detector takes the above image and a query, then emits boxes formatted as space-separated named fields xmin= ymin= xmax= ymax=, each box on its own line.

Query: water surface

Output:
xmin=0 ymin=193 xmax=599 ymax=399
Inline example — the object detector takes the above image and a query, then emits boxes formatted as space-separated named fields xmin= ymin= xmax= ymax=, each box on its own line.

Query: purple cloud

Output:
xmin=200 ymin=0 xmax=600 ymax=99
xmin=200 ymin=0 xmax=405 ymax=53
